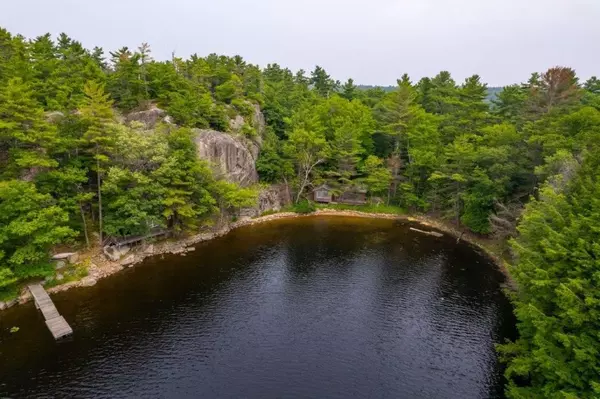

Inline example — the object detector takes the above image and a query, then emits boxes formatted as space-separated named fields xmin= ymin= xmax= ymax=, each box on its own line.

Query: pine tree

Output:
xmin=0 ymin=180 xmax=75 ymax=289
xmin=80 ymin=81 xmax=115 ymax=244
xmin=341 ymin=78 xmax=357 ymax=101
xmin=0 ymin=77 xmax=57 ymax=177
xmin=310 ymin=65 xmax=334 ymax=97
xmin=499 ymin=151 xmax=600 ymax=398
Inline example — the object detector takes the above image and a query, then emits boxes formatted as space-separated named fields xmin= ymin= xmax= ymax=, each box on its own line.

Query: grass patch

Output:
xmin=316 ymin=203 xmax=406 ymax=215
xmin=44 ymin=262 xmax=89 ymax=288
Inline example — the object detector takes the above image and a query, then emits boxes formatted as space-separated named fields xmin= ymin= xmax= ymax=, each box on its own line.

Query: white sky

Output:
xmin=2 ymin=0 xmax=599 ymax=86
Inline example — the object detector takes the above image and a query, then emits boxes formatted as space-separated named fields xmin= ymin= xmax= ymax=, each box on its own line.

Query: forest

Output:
xmin=0 ymin=26 xmax=599 ymax=398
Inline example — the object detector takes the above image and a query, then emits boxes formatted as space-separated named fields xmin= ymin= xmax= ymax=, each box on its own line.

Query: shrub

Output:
xmin=293 ymin=199 xmax=316 ymax=214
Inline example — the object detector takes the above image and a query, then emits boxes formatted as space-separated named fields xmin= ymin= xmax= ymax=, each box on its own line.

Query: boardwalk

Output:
xmin=28 ymin=284 xmax=73 ymax=340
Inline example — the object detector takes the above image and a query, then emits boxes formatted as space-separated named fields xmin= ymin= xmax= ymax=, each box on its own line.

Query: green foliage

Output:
xmin=0 ymin=181 xmax=75 ymax=287
xmin=361 ymin=155 xmax=392 ymax=199
xmin=215 ymin=75 xmax=242 ymax=103
xmin=44 ymin=262 xmax=88 ymax=288
xmin=0 ymin=28 xmax=599 ymax=397
xmin=165 ymin=89 xmax=212 ymax=128
xmin=293 ymin=199 xmax=316 ymax=214
xmin=0 ymin=77 xmax=57 ymax=176
xmin=499 ymin=152 xmax=600 ymax=398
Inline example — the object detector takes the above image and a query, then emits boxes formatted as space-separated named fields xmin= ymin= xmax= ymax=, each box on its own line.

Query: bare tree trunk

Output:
xmin=79 ymin=201 xmax=90 ymax=248
xmin=96 ymin=153 xmax=103 ymax=245
xmin=295 ymin=159 xmax=322 ymax=204
xmin=283 ymin=176 xmax=292 ymax=205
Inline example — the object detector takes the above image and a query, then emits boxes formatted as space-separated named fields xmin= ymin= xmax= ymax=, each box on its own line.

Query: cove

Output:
xmin=0 ymin=216 xmax=515 ymax=398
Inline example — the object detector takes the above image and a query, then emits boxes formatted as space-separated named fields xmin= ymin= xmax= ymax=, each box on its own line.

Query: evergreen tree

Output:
xmin=80 ymin=81 xmax=115 ymax=244
xmin=0 ymin=180 xmax=75 ymax=289
xmin=499 ymin=152 xmax=600 ymax=398
xmin=341 ymin=78 xmax=357 ymax=100
xmin=0 ymin=77 xmax=57 ymax=177
xmin=310 ymin=65 xmax=334 ymax=97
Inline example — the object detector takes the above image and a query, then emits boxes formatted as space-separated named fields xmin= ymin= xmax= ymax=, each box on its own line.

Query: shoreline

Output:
xmin=2 ymin=209 xmax=513 ymax=310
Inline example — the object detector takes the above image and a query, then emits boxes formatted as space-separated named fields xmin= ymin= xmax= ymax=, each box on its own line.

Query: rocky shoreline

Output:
xmin=0 ymin=209 xmax=511 ymax=310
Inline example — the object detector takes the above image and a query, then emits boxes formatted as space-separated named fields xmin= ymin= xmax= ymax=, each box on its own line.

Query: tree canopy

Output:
xmin=1 ymin=26 xmax=599 ymax=397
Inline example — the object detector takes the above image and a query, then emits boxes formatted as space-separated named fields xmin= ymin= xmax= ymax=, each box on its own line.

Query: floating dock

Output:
xmin=28 ymin=284 xmax=73 ymax=340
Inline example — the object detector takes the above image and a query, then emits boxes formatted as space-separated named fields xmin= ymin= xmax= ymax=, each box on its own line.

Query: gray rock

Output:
xmin=56 ymin=273 xmax=64 ymax=281
xmin=0 ymin=299 xmax=17 ymax=310
xmin=144 ymin=244 xmax=155 ymax=255
xmin=120 ymin=254 xmax=136 ymax=266
xmin=45 ymin=111 xmax=65 ymax=123
xmin=125 ymin=107 xmax=167 ymax=129
xmin=55 ymin=260 xmax=67 ymax=270
xmin=239 ymin=184 xmax=290 ymax=218
xmin=80 ymin=276 xmax=97 ymax=287
xmin=103 ymin=245 xmax=131 ymax=262
xmin=68 ymin=253 xmax=79 ymax=264
xmin=193 ymin=129 xmax=259 ymax=186
xmin=52 ymin=252 xmax=76 ymax=260
xmin=229 ymin=115 xmax=245 ymax=132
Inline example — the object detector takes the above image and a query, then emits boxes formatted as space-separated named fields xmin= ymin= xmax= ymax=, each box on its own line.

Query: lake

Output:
xmin=0 ymin=216 xmax=515 ymax=398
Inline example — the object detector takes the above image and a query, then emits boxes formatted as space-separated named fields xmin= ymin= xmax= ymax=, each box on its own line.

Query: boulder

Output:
xmin=55 ymin=260 xmax=67 ymax=270
xmin=80 ymin=276 xmax=97 ymax=287
xmin=103 ymin=245 xmax=131 ymax=262
xmin=125 ymin=107 xmax=167 ymax=129
xmin=52 ymin=252 xmax=76 ymax=260
xmin=70 ymin=253 xmax=80 ymax=264
xmin=45 ymin=111 xmax=65 ymax=123
xmin=193 ymin=129 xmax=259 ymax=186
xmin=0 ymin=299 xmax=17 ymax=310
xmin=120 ymin=254 xmax=136 ymax=266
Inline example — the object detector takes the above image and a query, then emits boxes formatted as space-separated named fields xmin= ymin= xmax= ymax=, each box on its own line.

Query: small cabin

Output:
xmin=312 ymin=184 xmax=368 ymax=205
xmin=337 ymin=187 xmax=367 ymax=205
xmin=313 ymin=184 xmax=333 ymax=203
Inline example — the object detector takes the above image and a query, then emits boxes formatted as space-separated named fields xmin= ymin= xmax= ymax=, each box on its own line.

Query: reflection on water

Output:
xmin=0 ymin=216 xmax=515 ymax=398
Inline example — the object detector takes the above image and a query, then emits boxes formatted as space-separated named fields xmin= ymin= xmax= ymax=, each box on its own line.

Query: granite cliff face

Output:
xmin=193 ymin=129 xmax=259 ymax=186
xmin=125 ymin=104 xmax=265 ymax=187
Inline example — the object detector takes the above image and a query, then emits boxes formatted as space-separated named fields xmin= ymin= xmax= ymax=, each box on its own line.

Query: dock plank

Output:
xmin=28 ymin=284 xmax=73 ymax=340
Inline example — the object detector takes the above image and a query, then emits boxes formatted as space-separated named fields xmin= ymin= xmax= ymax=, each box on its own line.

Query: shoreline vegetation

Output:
xmin=0 ymin=207 xmax=511 ymax=310
xmin=1 ymin=25 xmax=598 ymax=397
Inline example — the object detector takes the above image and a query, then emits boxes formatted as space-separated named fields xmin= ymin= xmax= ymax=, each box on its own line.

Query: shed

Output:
xmin=337 ymin=187 xmax=368 ymax=205
xmin=313 ymin=184 xmax=333 ymax=203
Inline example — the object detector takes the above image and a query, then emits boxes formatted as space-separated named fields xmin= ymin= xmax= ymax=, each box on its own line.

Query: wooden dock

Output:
xmin=28 ymin=284 xmax=73 ymax=340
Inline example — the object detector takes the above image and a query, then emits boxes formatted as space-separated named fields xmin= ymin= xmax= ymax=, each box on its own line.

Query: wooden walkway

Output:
xmin=28 ymin=284 xmax=73 ymax=340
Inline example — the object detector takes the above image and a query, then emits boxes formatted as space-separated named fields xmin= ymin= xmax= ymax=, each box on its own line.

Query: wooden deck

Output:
xmin=28 ymin=284 xmax=73 ymax=340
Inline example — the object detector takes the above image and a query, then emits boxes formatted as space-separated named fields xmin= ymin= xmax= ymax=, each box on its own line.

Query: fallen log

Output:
xmin=409 ymin=227 xmax=443 ymax=238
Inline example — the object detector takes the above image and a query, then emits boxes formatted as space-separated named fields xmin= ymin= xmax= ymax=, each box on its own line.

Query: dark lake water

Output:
xmin=0 ymin=216 xmax=515 ymax=398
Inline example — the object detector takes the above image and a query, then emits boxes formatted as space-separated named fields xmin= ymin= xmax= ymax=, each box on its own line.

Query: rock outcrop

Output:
xmin=123 ymin=104 xmax=267 ymax=186
xmin=193 ymin=129 xmax=259 ymax=186
xmin=239 ymin=184 xmax=291 ymax=217
xmin=125 ymin=107 xmax=170 ymax=129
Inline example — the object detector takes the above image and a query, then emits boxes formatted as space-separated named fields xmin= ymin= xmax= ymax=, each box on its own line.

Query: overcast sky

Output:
xmin=2 ymin=0 xmax=598 ymax=86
